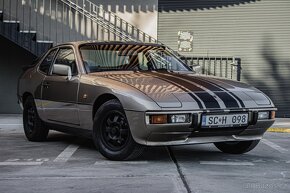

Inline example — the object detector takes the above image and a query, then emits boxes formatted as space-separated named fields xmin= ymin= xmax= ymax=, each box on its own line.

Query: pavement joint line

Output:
xmin=261 ymin=139 xmax=288 ymax=153
xmin=53 ymin=144 xmax=79 ymax=162
xmin=0 ymin=161 xmax=43 ymax=166
xmin=199 ymin=161 xmax=254 ymax=166
xmin=268 ymin=128 xmax=290 ymax=133
xmin=167 ymin=147 xmax=192 ymax=193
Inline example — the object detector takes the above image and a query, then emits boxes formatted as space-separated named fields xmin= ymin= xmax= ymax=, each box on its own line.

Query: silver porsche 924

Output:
xmin=17 ymin=41 xmax=276 ymax=160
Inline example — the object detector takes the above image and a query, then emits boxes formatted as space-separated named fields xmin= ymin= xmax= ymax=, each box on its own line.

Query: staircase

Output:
xmin=0 ymin=0 xmax=158 ymax=57
xmin=0 ymin=10 xmax=52 ymax=56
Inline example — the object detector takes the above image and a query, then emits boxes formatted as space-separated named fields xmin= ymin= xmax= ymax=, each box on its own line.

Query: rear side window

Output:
xmin=39 ymin=49 xmax=57 ymax=74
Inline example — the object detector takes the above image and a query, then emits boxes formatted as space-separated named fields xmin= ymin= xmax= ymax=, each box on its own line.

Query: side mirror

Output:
xmin=52 ymin=64 xmax=72 ymax=80
xmin=192 ymin=64 xmax=202 ymax=74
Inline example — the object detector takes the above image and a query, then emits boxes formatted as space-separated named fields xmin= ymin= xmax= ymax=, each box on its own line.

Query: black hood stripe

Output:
xmin=153 ymin=72 xmax=220 ymax=109
xmin=172 ymin=73 xmax=239 ymax=108
xmin=185 ymin=75 xmax=240 ymax=108
xmin=142 ymin=72 xmax=205 ymax=109
xmin=195 ymin=76 xmax=246 ymax=108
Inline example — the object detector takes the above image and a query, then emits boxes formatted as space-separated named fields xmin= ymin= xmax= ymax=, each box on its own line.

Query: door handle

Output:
xmin=42 ymin=82 xmax=50 ymax=88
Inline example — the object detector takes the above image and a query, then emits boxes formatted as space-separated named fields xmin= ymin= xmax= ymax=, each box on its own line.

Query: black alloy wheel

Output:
xmin=23 ymin=96 xmax=49 ymax=141
xmin=93 ymin=99 xmax=145 ymax=160
xmin=101 ymin=110 xmax=130 ymax=151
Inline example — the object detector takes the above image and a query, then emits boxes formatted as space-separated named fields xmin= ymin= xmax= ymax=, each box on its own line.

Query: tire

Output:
xmin=23 ymin=96 xmax=49 ymax=141
xmin=214 ymin=140 xmax=260 ymax=154
xmin=93 ymin=99 xmax=145 ymax=161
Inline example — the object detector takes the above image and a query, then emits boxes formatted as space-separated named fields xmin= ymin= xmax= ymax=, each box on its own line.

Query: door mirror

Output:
xmin=192 ymin=64 xmax=202 ymax=74
xmin=52 ymin=64 xmax=72 ymax=80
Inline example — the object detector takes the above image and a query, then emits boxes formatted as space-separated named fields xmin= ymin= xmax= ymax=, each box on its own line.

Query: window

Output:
xmin=39 ymin=49 xmax=57 ymax=74
xmin=52 ymin=48 xmax=77 ymax=76
xmin=80 ymin=44 xmax=191 ymax=72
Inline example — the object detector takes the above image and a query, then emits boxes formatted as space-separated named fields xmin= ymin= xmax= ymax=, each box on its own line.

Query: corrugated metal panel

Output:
xmin=158 ymin=0 xmax=290 ymax=117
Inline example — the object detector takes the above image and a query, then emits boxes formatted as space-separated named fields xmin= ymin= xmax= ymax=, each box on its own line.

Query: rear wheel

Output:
xmin=93 ymin=99 xmax=145 ymax=160
xmin=214 ymin=140 xmax=260 ymax=154
xmin=23 ymin=96 xmax=49 ymax=141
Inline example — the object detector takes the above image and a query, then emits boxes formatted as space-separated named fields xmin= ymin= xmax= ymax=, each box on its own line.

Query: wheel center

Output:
xmin=111 ymin=126 xmax=120 ymax=135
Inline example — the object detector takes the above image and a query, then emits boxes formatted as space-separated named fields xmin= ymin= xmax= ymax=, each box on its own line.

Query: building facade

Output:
xmin=0 ymin=0 xmax=289 ymax=117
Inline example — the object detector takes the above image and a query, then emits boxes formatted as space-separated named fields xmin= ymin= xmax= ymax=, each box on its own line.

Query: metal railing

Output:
xmin=180 ymin=56 xmax=242 ymax=81
xmin=0 ymin=0 xmax=157 ymax=46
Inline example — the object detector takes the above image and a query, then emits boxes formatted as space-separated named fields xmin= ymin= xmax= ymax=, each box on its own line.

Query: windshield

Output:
xmin=80 ymin=44 xmax=191 ymax=73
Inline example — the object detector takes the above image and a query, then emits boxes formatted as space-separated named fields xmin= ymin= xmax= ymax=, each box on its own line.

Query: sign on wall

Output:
xmin=178 ymin=31 xmax=193 ymax=52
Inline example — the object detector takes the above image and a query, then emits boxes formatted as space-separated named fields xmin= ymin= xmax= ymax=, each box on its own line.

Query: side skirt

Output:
xmin=43 ymin=122 xmax=92 ymax=139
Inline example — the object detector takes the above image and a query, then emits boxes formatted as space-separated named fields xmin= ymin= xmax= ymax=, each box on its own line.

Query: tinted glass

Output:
xmin=80 ymin=44 xmax=191 ymax=72
xmin=39 ymin=49 xmax=57 ymax=74
xmin=52 ymin=48 xmax=77 ymax=76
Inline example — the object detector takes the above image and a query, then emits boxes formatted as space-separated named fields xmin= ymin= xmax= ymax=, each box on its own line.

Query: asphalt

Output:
xmin=0 ymin=114 xmax=289 ymax=193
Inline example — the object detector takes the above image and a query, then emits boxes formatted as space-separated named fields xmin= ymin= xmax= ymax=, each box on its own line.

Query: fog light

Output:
xmin=169 ymin=114 xmax=190 ymax=123
xmin=150 ymin=115 xmax=167 ymax=124
xmin=258 ymin=111 xmax=270 ymax=120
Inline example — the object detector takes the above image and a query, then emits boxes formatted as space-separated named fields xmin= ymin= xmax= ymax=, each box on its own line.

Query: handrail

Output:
xmin=60 ymin=0 xmax=157 ymax=43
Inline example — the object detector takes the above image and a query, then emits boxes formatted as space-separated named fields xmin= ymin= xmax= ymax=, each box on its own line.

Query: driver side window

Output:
xmin=52 ymin=48 xmax=77 ymax=76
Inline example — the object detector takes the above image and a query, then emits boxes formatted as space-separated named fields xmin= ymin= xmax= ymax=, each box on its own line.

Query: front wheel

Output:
xmin=214 ymin=140 xmax=260 ymax=154
xmin=93 ymin=99 xmax=145 ymax=160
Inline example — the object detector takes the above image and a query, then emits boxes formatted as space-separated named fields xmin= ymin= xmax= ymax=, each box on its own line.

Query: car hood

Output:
xmin=91 ymin=71 xmax=273 ymax=109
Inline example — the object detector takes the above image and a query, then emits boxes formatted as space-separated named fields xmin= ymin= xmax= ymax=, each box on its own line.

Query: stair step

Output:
xmin=3 ymin=20 xmax=20 ymax=23
xmin=36 ymin=40 xmax=54 ymax=44
xmin=36 ymin=41 xmax=53 ymax=56
xmin=20 ymin=30 xmax=37 ymax=34
xmin=19 ymin=31 xmax=37 ymax=41
xmin=0 ymin=22 xmax=20 ymax=42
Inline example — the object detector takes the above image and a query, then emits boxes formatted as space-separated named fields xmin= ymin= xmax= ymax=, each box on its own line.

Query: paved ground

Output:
xmin=0 ymin=114 xmax=289 ymax=193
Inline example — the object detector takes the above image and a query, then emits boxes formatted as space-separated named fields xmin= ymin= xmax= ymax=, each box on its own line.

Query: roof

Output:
xmin=57 ymin=40 xmax=163 ymax=48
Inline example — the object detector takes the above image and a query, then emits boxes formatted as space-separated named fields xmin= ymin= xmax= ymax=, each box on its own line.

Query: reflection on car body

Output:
xmin=18 ymin=41 xmax=276 ymax=160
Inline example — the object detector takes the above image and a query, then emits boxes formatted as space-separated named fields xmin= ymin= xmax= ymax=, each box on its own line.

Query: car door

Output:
xmin=41 ymin=47 xmax=80 ymax=126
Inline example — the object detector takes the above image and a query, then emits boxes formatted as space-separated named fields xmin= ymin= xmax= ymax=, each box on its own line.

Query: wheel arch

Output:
xmin=92 ymin=93 xmax=120 ymax=120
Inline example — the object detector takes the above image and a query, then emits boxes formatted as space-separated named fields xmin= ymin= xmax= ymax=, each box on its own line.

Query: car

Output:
xmin=17 ymin=41 xmax=276 ymax=160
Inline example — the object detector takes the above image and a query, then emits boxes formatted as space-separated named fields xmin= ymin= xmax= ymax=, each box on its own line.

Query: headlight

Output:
xmin=169 ymin=114 xmax=190 ymax=123
xmin=149 ymin=114 xmax=190 ymax=124
xmin=258 ymin=111 xmax=270 ymax=120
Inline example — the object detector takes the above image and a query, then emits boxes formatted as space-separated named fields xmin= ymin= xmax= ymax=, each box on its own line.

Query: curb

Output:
xmin=267 ymin=128 xmax=290 ymax=133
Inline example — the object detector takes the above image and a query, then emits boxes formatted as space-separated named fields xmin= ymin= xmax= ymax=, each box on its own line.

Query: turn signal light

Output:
xmin=150 ymin=115 xmax=167 ymax=124
xmin=271 ymin=111 xmax=276 ymax=119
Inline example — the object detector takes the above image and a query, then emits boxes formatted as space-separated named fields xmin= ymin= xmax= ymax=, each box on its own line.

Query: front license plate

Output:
xmin=201 ymin=113 xmax=249 ymax=128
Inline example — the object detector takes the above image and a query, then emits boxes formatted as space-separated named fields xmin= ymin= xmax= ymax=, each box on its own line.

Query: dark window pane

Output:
xmin=52 ymin=48 xmax=77 ymax=76
xmin=39 ymin=49 xmax=57 ymax=74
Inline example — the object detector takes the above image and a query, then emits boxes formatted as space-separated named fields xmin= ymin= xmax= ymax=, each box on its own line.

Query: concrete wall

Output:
xmin=158 ymin=0 xmax=290 ymax=117
xmin=0 ymin=36 xmax=36 ymax=113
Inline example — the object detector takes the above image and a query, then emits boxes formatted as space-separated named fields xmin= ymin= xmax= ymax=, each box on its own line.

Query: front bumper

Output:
xmin=125 ymin=109 xmax=276 ymax=146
